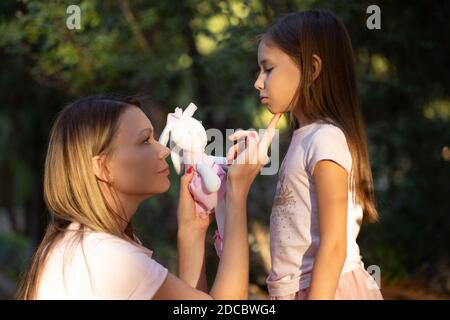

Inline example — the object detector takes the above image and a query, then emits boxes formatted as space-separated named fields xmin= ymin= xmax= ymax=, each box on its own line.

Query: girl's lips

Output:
xmin=260 ymin=97 xmax=269 ymax=104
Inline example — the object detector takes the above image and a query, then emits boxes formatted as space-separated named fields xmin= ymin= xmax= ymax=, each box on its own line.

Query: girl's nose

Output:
xmin=254 ymin=73 xmax=264 ymax=91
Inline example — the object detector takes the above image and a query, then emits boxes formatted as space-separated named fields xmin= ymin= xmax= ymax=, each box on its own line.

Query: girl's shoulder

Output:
xmin=297 ymin=121 xmax=352 ymax=174
xmin=305 ymin=122 xmax=346 ymax=143
xmin=294 ymin=121 xmax=348 ymax=149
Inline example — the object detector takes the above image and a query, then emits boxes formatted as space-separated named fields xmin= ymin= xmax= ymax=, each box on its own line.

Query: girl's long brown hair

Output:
xmin=16 ymin=95 xmax=141 ymax=299
xmin=263 ymin=10 xmax=378 ymax=222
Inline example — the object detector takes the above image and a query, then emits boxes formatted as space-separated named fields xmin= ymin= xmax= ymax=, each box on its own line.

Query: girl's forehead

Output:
xmin=258 ymin=39 xmax=285 ymax=63
xmin=258 ymin=40 xmax=274 ymax=59
xmin=258 ymin=38 xmax=271 ymax=53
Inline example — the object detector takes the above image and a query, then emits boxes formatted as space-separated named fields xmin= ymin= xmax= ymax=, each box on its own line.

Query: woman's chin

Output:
xmin=147 ymin=177 xmax=171 ymax=195
xmin=160 ymin=178 xmax=171 ymax=193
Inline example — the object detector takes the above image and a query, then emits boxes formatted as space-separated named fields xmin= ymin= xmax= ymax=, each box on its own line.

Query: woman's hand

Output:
xmin=177 ymin=166 xmax=215 ymax=234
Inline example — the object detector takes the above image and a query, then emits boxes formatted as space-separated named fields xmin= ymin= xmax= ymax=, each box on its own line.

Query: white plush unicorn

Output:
xmin=158 ymin=103 xmax=227 ymax=256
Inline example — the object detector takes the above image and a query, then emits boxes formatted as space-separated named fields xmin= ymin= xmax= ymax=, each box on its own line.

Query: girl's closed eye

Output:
xmin=259 ymin=64 xmax=274 ymax=73
xmin=254 ymin=67 xmax=273 ymax=82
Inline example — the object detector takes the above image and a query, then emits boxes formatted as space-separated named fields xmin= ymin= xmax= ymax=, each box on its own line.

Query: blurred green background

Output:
xmin=0 ymin=0 xmax=449 ymax=299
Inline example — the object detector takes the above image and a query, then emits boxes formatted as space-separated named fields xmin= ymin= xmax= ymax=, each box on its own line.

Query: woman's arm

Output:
xmin=176 ymin=168 xmax=211 ymax=291
xmin=153 ymin=177 xmax=250 ymax=300
xmin=307 ymin=160 xmax=348 ymax=300
xmin=209 ymin=178 xmax=249 ymax=299
xmin=153 ymin=113 xmax=281 ymax=300
xmin=177 ymin=227 xmax=208 ymax=291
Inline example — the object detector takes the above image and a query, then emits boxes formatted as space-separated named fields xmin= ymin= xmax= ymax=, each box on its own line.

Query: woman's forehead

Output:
xmin=118 ymin=106 xmax=153 ymax=136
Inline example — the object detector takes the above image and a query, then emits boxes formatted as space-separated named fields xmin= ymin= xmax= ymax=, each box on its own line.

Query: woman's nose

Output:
xmin=158 ymin=144 xmax=171 ymax=160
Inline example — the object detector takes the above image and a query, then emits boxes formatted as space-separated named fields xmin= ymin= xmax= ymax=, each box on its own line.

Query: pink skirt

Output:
xmin=269 ymin=267 xmax=383 ymax=300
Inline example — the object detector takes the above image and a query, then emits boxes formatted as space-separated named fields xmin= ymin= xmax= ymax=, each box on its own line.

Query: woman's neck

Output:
xmin=99 ymin=183 xmax=142 ymax=232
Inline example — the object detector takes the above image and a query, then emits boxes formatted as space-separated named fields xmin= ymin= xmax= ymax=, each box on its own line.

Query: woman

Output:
xmin=16 ymin=95 xmax=280 ymax=299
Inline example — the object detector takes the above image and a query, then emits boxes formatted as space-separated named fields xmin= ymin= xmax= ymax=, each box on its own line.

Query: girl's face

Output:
xmin=254 ymin=38 xmax=301 ymax=114
xmin=107 ymin=106 xmax=171 ymax=198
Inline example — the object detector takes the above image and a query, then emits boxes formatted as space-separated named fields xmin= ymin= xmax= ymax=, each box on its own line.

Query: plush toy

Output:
xmin=158 ymin=103 xmax=227 ymax=256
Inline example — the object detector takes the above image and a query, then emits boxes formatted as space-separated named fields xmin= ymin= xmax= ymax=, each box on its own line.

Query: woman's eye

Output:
xmin=265 ymin=67 xmax=274 ymax=73
xmin=143 ymin=136 xmax=151 ymax=144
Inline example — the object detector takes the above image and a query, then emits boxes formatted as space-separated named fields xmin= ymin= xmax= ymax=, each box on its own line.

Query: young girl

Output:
xmin=254 ymin=10 xmax=383 ymax=299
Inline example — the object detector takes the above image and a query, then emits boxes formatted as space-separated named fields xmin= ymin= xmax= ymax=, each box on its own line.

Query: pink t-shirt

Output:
xmin=36 ymin=223 xmax=168 ymax=299
xmin=267 ymin=122 xmax=364 ymax=297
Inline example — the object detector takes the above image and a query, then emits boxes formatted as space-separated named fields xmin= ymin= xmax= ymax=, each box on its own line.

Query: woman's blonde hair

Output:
xmin=16 ymin=95 xmax=141 ymax=299
xmin=262 ymin=10 xmax=378 ymax=222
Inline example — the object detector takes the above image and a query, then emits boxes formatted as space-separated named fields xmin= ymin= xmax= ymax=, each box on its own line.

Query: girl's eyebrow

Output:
xmin=258 ymin=58 xmax=272 ymax=66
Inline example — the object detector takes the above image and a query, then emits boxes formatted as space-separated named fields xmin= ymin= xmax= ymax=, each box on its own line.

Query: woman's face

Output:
xmin=107 ymin=106 xmax=171 ymax=198
xmin=254 ymin=38 xmax=301 ymax=114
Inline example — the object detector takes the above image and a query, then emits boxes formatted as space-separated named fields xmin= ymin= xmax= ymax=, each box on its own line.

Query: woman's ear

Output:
xmin=92 ymin=155 xmax=112 ymax=184
xmin=312 ymin=54 xmax=322 ymax=81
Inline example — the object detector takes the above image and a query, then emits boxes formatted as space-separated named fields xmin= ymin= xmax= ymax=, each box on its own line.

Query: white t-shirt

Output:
xmin=267 ymin=121 xmax=364 ymax=297
xmin=36 ymin=223 xmax=168 ymax=299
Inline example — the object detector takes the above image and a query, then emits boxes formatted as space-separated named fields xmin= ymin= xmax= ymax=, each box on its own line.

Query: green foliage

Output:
xmin=0 ymin=230 xmax=31 ymax=279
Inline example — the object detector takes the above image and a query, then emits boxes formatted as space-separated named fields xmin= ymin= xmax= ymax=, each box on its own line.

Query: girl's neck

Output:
xmin=292 ymin=110 xmax=313 ymax=129
xmin=292 ymin=109 xmax=334 ymax=129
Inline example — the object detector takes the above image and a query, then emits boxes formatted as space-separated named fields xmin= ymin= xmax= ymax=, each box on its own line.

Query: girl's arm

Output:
xmin=307 ymin=160 xmax=348 ymax=300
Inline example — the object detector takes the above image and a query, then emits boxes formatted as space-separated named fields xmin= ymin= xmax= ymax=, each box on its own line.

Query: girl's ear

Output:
xmin=92 ymin=155 xmax=112 ymax=184
xmin=312 ymin=54 xmax=322 ymax=81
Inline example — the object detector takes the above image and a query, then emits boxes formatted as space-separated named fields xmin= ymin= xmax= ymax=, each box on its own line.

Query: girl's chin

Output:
xmin=266 ymin=104 xmax=282 ymax=114
xmin=267 ymin=103 xmax=291 ymax=114
xmin=265 ymin=104 xmax=275 ymax=112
